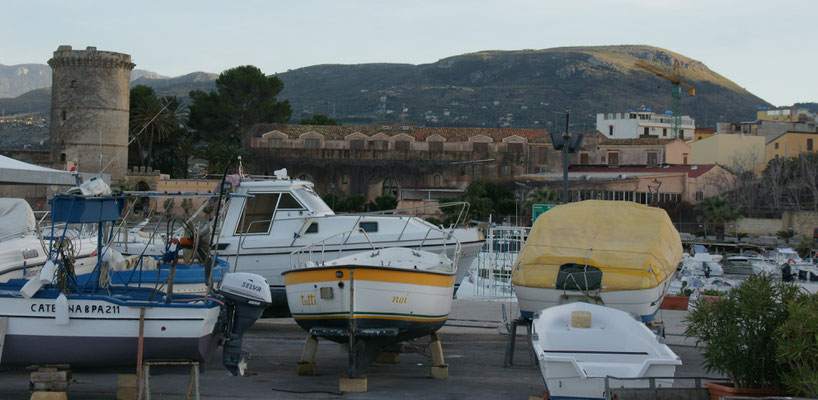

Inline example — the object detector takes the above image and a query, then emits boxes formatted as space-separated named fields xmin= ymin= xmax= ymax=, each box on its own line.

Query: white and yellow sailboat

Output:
xmin=512 ymin=200 xmax=683 ymax=322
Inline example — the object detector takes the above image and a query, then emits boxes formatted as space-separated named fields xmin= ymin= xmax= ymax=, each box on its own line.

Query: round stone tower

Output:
xmin=48 ymin=45 xmax=135 ymax=183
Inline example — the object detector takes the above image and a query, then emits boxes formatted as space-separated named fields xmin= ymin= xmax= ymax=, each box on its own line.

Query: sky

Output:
xmin=2 ymin=0 xmax=816 ymax=106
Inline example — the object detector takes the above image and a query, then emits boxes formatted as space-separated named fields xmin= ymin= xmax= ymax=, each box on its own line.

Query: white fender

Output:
xmin=55 ymin=293 xmax=69 ymax=325
xmin=20 ymin=277 xmax=43 ymax=299
xmin=39 ymin=259 xmax=56 ymax=284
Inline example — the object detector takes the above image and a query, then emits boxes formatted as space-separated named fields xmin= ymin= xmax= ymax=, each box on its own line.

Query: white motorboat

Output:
xmin=0 ymin=198 xmax=98 ymax=282
xmin=512 ymin=201 xmax=683 ymax=323
xmin=682 ymin=245 xmax=724 ymax=278
xmin=532 ymin=302 xmax=681 ymax=399
xmin=116 ymin=171 xmax=483 ymax=315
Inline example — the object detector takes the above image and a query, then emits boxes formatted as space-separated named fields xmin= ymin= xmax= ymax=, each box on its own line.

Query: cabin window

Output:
xmin=277 ymin=193 xmax=303 ymax=209
xmin=305 ymin=222 xmax=318 ymax=234
xmin=359 ymin=222 xmax=378 ymax=233
xmin=237 ymin=193 xmax=278 ymax=234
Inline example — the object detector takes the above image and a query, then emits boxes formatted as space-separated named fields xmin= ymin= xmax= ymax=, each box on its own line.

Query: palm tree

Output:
xmin=525 ymin=186 xmax=561 ymax=211
xmin=130 ymin=93 xmax=186 ymax=167
xmin=696 ymin=196 xmax=741 ymax=240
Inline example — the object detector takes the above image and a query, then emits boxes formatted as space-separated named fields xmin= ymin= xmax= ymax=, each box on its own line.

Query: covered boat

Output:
xmin=532 ymin=302 xmax=681 ymax=399
xmin=512 ymin=200 xmax=683 ymax=322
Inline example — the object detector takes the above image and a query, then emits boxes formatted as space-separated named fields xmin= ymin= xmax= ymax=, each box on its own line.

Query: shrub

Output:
xmin=776 ymin=292 xmax=818 ymax=397
xmin=685 ymin=274 xmax=801 ymax=389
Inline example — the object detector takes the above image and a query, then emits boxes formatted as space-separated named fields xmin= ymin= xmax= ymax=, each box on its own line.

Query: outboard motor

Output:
xmin=217 ymin=272 xmax=271 ymax=376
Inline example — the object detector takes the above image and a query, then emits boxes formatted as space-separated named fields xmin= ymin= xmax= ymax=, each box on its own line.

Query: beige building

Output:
xmin=689 ymin=133 xmax=766 ymax=173
xmin=589 ymin=137 xmax=690 ymax=166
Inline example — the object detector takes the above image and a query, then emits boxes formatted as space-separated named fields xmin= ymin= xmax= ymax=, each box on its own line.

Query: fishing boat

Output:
xmin=512 ymin=200 xmax=683 ymax=322
xmin=0 ymin=194 xmax=271 ymax=376
xmin=532 ymin=302 xmax=681 ymax=399
xmin=116 ymin=170 xmax=484 ymax=315
xmin=283 ymin=228 xmax=458 ymax=375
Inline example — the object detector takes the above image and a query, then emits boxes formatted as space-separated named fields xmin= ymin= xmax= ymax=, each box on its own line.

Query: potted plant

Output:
xmin=661 ymin=281 xmax=693 ymax=310
xmin=685 ymin=274 xmax=801 ymax=399
xmin=699 ymin=288 xmax=726 ymax=304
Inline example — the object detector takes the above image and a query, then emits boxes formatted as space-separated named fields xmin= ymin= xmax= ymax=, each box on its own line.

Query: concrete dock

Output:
xmin=0 ymin=300 xmax=720 ymax=399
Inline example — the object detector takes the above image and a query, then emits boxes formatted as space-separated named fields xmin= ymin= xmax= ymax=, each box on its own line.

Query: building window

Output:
xmin=695 ymin=191 xmax=704 ymax=202
xmin=60 ymin=153 xmax=66 ymax=162
xmin=662 ymin=128 xmax=667 ymax=137
xmin=429 ymin=141 xmax=443 ymax=152
xmin=473 ymin=165 xmax=483 ymax=178
xmin=537 ymin=147 xmax=547 ymax=165
xmin=268 ymin=138 xmax=282 ymax=148
xmin=373 ymin=140 xmax=388 ymax=150
xmin=395 ymin=140 xmax=410 ymax=151
xmin=608 ymin=152 xmax=619 ymax=165
xmin=679 ymin=130 xmax=684 ymax=137
xmin=70 ymin=80 xmax=77 ymax=88
xmin=473 ymin=142 xmax=488 ymax=153
xmin=608 ymin=125 xmax=614 ymax=136
xmin=808 ymin=139 xmax=813 ymax=151
xmin=683 ymin=154 xmax=688 ymax=165
xmin=305 ymin=138 xmax=320 ymax=149
xmin=643 ymin=127 xmax=649 ymax=136
xmin=342 ymin=174 xmax=349 ymax=184
xmin=433 ymin=174 xmax=442 ymax=186
xmin=382 ymin=177 xmax=399 ymax=197
xmin=350 ymin=140 xmax=364 ymax=150
xmin=501 ymin=165 xmax=510 ymax=178
xmin=61 ymin=110 xmax=67 ymax=121
xmin=507 ymin=142 xmax=523 ymax=154
xmin=775 ymin=142 xmax=779 ymax=149
xmin=580 ymin=153 xmax=589 ymax=165
xmin=647 ymin=152 xmax=658 ymax=166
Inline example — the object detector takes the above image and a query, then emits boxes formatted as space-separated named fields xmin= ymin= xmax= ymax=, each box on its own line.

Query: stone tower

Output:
xmin=48 ymin=45 xmax=135 ymax=183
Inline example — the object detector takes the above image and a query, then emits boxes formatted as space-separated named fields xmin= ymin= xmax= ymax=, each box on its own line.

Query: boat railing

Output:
xmin=289 ymin=224 xmax=462 ymax=271
xmin=289 ymin=227 xmax=379 ymax=269
xmin=603 ymin=375 xmax=731 ymax=399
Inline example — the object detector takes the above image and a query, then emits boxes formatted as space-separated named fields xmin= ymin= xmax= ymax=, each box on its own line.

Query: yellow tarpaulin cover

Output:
xmin=512 ymin=200 xmax=683 ymax=291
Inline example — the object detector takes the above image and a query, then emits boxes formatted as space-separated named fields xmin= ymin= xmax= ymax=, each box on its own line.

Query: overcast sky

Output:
xmin=2 ymin=0 xmax=815 ymax=106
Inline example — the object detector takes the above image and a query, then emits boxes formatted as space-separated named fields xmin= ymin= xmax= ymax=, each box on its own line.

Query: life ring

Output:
xmin=787 ymin=259 xmax=796 ymax=264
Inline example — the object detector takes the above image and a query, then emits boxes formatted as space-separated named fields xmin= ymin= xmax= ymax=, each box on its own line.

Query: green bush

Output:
xmin=700 ymin=288 xmax=726 ymax=296
xmin=776 ymin=292 xmax=818 ymax=397
xmin=685 ymin=274 xmax=801 ymax=389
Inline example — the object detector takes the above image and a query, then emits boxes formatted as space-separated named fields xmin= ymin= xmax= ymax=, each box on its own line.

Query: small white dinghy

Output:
xmin=532 ymin=302 xmax=681 ymax=400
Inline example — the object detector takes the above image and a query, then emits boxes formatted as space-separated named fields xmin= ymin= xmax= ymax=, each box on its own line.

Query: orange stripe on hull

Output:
xmin=283 ymin=267 xmax=454 ymax=287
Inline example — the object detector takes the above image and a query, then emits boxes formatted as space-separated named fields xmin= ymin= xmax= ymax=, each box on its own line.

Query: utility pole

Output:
xmin=562 ymin=108 xmax=571 ymax=204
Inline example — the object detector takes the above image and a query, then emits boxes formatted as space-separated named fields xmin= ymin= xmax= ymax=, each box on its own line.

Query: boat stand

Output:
xmin=29 ymin=365 xmax=71 ymax=400
xmin=136 ymin=360 xmax=200 ymax=400
xmin=503 ymin=317 xmax=537 ymax=368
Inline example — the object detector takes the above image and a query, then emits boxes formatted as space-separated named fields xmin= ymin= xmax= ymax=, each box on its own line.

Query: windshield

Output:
xmin=294 ymin=187 xmax=333 ymax=214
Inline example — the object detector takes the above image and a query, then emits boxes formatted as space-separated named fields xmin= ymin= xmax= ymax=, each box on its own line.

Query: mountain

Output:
xmin=274 ymin=45 xmax=771 ymax=128
xmin=0 ymin=45 xmax=777 ymax=128
xmin=0 ymin=63 xmax=51 ymax=98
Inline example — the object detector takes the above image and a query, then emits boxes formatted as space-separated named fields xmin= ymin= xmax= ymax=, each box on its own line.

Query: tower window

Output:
xmin=61 ymin=110 xmax=67 ymax=121
xmin=70 ymin=80 xmax=77 ymax=88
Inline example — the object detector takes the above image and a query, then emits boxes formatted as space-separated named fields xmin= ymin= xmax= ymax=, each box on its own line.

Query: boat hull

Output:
xmin=283 ymin=265 xmax=454 ymax=344
xmin=0 ymin=288 xmax=221 ymax=367
xmin=515 ymin=273 xmax=673 ymax=322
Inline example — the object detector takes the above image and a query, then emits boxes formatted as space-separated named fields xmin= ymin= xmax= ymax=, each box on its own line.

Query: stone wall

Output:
xmin=736 ymin=218 xmax=784 ymax=236
xmin=736 ymin=211 xmax=818 ymax=237
xmin=48 ymin=46 xmax=134 ymax=183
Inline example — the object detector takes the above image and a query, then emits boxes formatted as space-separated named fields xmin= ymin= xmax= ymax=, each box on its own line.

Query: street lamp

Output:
xmin=549 ymin=108 xmax=584 ymax=204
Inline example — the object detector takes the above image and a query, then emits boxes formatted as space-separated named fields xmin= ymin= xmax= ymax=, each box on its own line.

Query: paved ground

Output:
xmin=0 ymin=300 xmax=722 ymax=399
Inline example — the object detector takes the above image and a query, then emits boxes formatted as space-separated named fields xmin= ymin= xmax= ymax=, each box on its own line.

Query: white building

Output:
xmin=596 ymin=110 xmax=695 ymax=140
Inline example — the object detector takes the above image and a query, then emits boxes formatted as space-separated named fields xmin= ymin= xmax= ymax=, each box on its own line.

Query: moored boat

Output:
xmin=512 ymin=200 xmax=683 ymax=322
xmin=532 ymin=302 xmax=681 ymax=399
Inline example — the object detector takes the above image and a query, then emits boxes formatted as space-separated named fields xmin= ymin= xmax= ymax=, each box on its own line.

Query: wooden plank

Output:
xmin=0 ymin=316 xmax=8 ymax=364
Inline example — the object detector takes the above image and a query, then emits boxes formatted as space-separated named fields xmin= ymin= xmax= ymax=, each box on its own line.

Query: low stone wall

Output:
xmin=736 ymin=211 xmax=817 ymax=238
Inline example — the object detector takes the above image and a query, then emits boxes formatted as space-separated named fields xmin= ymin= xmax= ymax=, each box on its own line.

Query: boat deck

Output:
xmin=0 ymin=300 xmax=721 ymax=399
